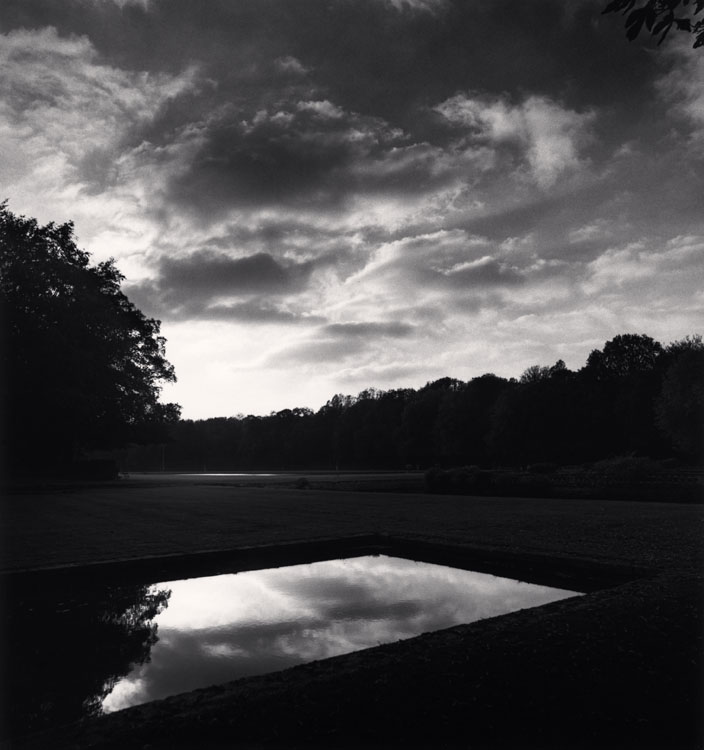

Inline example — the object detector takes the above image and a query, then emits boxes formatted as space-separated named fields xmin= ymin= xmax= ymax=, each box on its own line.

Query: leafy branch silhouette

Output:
xmin=603 ymin=0 xmax=704 ymax=47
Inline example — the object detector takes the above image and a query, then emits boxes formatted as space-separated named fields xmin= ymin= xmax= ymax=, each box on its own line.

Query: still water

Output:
xmin=100 ymin=555 xmax=579 ymax=713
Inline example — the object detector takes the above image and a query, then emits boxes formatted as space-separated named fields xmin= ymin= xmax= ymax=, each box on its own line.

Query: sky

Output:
xmin=1 ymin=0 xmax=703 ymax=418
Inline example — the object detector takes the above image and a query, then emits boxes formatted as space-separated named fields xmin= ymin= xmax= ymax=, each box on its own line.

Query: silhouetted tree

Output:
xmin=655 ymin=336 xmax=704 ymax=458
xmin=0 ymin=203 xmax=180 ymax=473
xmin=398 ymin=379 xmax=461 ymax=467
xmin=488 ymin=363 xmax=581 ymax=465
xmin=320 ymin=394 xmax=356 ymax=469
xmin=581 ymin=334 xmax=667 ymax=457
xmin=603 ymin=0 xmax=704 ymax=48
xmin=584 ymin=333 xmax=663 ymax=380
xmin=335 ymin=388 xmax=409 ymax=468
xmin=520 ymin=360 xmax=568 ymax=384
xmin=434 ymin=374 xmax=510 ymax=466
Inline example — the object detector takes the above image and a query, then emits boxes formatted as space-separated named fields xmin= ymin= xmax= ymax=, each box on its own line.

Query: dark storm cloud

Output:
xmin=260 ymin=0 xmax=654 ymax=132
xmin=144 ymin=0 xmax=623 ymax=218
xmin=1 ymin=0 xmax=657 ymax=212
xmin=192 ymin=220 xmax=365 ymax=282
xmin=125 ymin=249 xmax=336 ymax=321
xmin=166 ymin=108 xmax=483 ymax=219
xmin=161 ymin=252 xmax=301 ymax=293
xmin=167 ymin=104 xmax=400 ymax=214
xmin=126 ymin=283 xmax=324 ymax=324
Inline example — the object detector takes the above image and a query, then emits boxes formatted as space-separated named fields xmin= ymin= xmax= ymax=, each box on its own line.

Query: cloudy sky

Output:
xmin=2 ymin=0 xmax=703 ymax=418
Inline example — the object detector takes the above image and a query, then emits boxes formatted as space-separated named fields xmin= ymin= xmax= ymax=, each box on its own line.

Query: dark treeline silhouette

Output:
xmin=125 ymin=333 xmax=703 ymax=472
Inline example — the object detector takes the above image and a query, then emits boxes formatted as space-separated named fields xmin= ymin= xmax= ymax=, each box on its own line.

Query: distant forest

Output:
xmin=125 ymin=333 xmax=703 ymax=472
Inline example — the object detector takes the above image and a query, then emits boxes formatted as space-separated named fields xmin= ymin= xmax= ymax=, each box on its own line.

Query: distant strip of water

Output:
xmin=174 ymin=472 xmax=276 ymax=476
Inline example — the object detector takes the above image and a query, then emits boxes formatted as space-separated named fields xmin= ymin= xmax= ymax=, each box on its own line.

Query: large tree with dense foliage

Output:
xmin=0 ymin=203 xmax=180 ymax=473
xmin=581 ymin=333 xmax=668 ymax=457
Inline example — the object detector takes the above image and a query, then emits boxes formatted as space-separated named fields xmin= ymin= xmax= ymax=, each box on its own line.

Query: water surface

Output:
xmin=101 ymin=555 xmax=579 ymax=712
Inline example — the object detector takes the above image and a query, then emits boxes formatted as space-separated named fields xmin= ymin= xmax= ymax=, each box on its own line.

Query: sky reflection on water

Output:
xmin=102 ymin=555 xmax=578 ymax=712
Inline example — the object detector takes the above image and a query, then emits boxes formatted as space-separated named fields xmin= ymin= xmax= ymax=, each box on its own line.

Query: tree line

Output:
xmin=126 ymin=332 xmax=703 ymax=472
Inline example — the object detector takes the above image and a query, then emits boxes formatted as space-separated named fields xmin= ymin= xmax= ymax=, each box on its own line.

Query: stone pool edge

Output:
xmin=0 ymin=532 xmax=653 ymax=594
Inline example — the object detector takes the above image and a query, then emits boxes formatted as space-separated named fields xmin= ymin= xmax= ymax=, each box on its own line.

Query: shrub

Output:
xmin=425 ymin=466 xmax=554 ymax=498
xmin=592 ymin=455 xmax=660 ymax=483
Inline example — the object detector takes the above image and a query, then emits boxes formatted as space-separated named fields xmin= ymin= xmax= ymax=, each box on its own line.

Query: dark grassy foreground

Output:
xmin=1 ymin=475 xmax=703 ymax=749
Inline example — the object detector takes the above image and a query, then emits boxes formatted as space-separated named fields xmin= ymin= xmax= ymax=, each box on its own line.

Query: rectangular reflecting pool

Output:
xmin=4 ymin=553 xmax=580 ymax=738
xmin=101 ymin=555 xmax=579 ymax=713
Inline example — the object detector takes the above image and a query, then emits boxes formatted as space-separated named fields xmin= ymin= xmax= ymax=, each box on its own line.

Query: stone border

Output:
xmin=1 ymin=533 xmax=654 ymax=595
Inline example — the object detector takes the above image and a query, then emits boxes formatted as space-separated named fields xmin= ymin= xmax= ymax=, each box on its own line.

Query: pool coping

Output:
xmin=0 ymin=532 xmax=654 ymax=594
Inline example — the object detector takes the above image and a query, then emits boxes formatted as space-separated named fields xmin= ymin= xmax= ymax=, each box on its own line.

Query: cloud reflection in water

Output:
xmin=102 ymin=555 xmax=578 ymax=712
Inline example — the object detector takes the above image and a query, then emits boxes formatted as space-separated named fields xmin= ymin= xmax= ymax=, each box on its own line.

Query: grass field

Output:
xmin=1 ymin=475 xmax=703 ymax=749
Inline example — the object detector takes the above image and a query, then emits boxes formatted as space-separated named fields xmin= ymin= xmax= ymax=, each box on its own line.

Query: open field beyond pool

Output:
xmin=1 ymin=474 xmax=703 ymax=749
